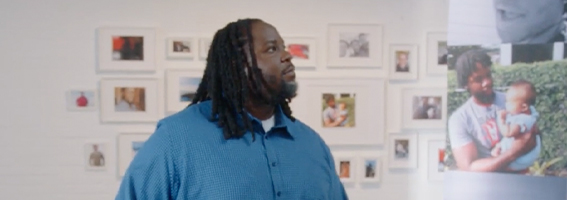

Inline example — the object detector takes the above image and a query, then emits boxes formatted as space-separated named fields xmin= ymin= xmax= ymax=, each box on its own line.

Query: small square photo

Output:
xmin=85 ymin=143 xmax=106 ymax=171
xmin=339 ymin=161 xmax=351 ymax=178
xmin=412 ymin=96 xmax=442 ymax=120
xmin=112 ymin=36 xmax=144 ymax=61
xmin=114 ymin=87 xmax=146 ymax=112
xmin=395 ymin=51 xmax=410 ymax=72
xmin=179 ymin=77 xmax=201 ymax=102
xmin=364 ymin=159 xmax=377 ymax=178
xmin=394 ymin=139 xmax=409 ymax=160
xmin=321 ymin=93 xmax=356 ymax=128
xmin=339 ymin=32 xmax=370 ymax=58
xmin=66 ymin=90 xmax=97 ymax=111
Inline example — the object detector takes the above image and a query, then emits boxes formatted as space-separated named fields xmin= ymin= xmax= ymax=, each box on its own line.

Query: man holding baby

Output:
xmin=448 ymin=49 xmax=540 ymax=174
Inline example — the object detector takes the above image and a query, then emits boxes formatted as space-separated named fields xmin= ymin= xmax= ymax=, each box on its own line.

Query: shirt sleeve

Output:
xmin=322 ymin=144 xmax=349 ymax=200
xmin=115 ymin=122 xmax=179 ymax=200
xmin=448 ymin=111 xmax=473 ymax=148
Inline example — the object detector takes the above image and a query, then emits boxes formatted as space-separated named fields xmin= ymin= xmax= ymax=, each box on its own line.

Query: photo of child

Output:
xmin=321 ymin=93 xmax=355 ymax=128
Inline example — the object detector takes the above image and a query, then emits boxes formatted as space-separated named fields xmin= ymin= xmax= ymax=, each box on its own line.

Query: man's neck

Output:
xmin=245 ymin=102 xmax=275 ymax=121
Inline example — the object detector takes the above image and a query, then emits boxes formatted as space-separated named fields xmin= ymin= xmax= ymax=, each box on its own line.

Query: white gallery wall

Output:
xmin=0 ymin=0 xmax=449 ymax=199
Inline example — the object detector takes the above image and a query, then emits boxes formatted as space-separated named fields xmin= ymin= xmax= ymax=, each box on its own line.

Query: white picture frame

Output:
xmin=401 ymin=87 xmax=447 ymax=129
xmin=199 ymin=38 xmax=212 ymax=61
xmin=97 ymin=27 xmax=156 ymax=72
xmin=426 ymin=32 xmax=448 ymax=75
xmin=166 ymin=37 xmax=196 ymax=59
xmin=290 ymin=78 xmax=386 ymax=146
xmin=334 ymin=154 xmax=356 ymax=184
xmin=389 ymin=44 xmax=419 ymax=80
xmin=166 ymin=69 xmax=203 ymax=113
xmin=99 ymin=78 xmax=159 ymax=123
xmin=388 ymin=132 xmax=418 ymax=169
xmin=327 ymin=24 xmax=383 ymax=68
xmin=427 ymin=134 xmax=446 ymax=182
xmin=283 ymin=37 xmax=317 ymax=68
xmin=117 ymin=132 xmax=152 ymax=177
xmin=66 ymin=89 xmax=98 ymax=111
xmin=84 ymin=142 xmax=108 ymax=171
xmin=358 ymin=156 xmax=381 ymax=183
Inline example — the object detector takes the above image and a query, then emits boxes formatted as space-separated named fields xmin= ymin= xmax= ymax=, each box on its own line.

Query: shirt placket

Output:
xmin=262 ymin=131 xmax=285 ymax=199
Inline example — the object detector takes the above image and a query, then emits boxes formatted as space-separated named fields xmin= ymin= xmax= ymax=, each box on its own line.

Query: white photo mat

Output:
xmin=117 ymin=132 xmax=152 ymax=177
xmin=388 ymin=44 xmax=419 ymax=80
xmin=97 ymin=27 xmax=156 ymax=72
xmin=165 ymin=69 xmax=203 ymax=112
xmin=84 ymin=142 xmax=108 ymax=171
xmin=166 ymin=37 xmax=196 ymax=59
xmin=426 ymin=32 xmax=448 ymax=75
xmin=388 ymin=132 xmax=418 ymax=169
xmin=100 ymin=78 xmax=159 ymax=123
xmin=333 ymin=154 xmax=357 ymax=184
xmin=66 ymin=88 xmax=98 ymax=111
xmin=427 ymin=134 xmax=446 ymax=182
xmin=283 ymin=37 xmax=317 ymax=68
xmin=291 ymin=78 xmax=386 ymax=146
xmin=358 ymin=156 xmax=381 ymax=183
xmin=327 ymin=24 xmax=383 ymax=68
xmin=199 ymin=38 xmax=212 ymax=61
xmin=401 ymin=87 xmax=447 ymax=129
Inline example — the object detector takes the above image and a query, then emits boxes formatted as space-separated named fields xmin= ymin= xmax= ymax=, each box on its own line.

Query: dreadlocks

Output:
xmin=190 ymin=18 xmax=295 ymax=141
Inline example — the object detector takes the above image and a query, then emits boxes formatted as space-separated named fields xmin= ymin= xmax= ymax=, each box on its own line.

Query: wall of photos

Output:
xmin=0 ymin=0 xmax=449 ymax=199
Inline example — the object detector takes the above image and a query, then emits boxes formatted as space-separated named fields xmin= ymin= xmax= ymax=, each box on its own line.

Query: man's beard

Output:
xmin=259 ymin=79 xmax=298 ymax=106
xmin=472 ymin=91 xmax=495 ymax=105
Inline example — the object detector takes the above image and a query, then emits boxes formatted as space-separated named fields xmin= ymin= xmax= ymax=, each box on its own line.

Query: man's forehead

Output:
xmin=251 ymin=22 xmax=280 ymax=41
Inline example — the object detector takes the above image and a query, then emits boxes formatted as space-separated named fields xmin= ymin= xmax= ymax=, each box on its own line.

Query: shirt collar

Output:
xmin=197 ymin=100 xmax=298 ymax=139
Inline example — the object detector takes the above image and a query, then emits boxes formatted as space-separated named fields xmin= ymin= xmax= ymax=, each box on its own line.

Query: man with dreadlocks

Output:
xmin=115 ymin=18 xmax=348 ymax=200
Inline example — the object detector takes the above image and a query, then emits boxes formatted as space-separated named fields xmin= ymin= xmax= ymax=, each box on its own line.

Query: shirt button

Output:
xmin=277 ymin=191 xmax=281 ymax=196
xmin=272 ymin=162 xmax=277 ymax=167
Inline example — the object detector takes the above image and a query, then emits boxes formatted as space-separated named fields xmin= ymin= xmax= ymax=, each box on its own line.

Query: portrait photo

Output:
xmin=359 ymin=156 xmax=381 ymax=183
xmin=412 ymin=96 xmax=442 ymax=120
xmin=321 ymin=93 xmax=355 ymax=128
xmin=97 ymin=27 xmax=156 ymax=72
xmin=445 ymin=46 xmax=567 ymax=178
xmin=66 ymin=89 xmax=97 ymax=111
xmin=112 ymin=36 xmax=143 ymax=61
xmin=100 ymin=78 xmax=159 ymax=123
xmin=364 ymin=159 xmax=377 ymax=178
xmin=84 ymin=143 xmax=106 ymax=171
xmin=394 ymin=139 xmax=409 ymax=160
xmin=327 ymin=24 xmax=383 ymax=68
xmin=389 ymin=44 xmax=419 ymax=80
xmin=340 ymin=161 xmax=351 ymax=178
xmin=179 ymin=77 xmax=201 ymax=102
xmin=389 ymin=133 xmax=418 ymax=169
xmin=114 ymin=87 xmax=145 ymax=112
xmin=395 ymin=51 xmax=410 ymax=72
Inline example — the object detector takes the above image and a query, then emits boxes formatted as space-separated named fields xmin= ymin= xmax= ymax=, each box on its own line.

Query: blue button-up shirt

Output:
xmin=115 ymin=100 xmax=348 ymax=200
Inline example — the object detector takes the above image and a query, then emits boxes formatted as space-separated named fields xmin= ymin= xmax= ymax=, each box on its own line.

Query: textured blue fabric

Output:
xmin=115 ymin=100 xmax=348 ymax=200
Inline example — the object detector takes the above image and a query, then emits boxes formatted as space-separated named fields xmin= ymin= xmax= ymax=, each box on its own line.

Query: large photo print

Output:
xmin=444 ymin=44 xmax=567 ymax=177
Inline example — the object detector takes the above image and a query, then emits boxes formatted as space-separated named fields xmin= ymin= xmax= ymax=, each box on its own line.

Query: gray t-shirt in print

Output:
xmin=448 ymin=91 xmax=506 ymax=159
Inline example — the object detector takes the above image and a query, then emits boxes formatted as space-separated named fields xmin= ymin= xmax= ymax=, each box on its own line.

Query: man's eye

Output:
xmin=267 ymin=46 xmax=277 ymax=52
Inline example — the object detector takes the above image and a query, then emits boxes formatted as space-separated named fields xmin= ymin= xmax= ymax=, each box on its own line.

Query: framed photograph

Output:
xmin=327 ymin=24 xmax=383 ymax=68
xmin=359 ymin=156 xmax=381 ymax=183
xmin=401 ymin=87 xmax=447 ymax=129
xmin=84 ymin=142 xmax=107 ymax=171
xmin=388 ymin=132 xmax=418 ymax=169
xmin=117 ymin=132 xmax=152 ymax=177
xmin=99 ymin=78 xmax=159 ymax=123
xmin=199 ymin=38 xmax=212 ymax=61
xmin=166 ymin=37 xmax=196 ymax=59
xmin=427 ymin=134 xmax=446 ymax=182
xmin=389 ymin=44 xmax=418 ymax=80
xmin=66 ymin=89 xmax=97 ymax=111
xmin=97 ymin=27 xmax=156 ymax=72
xmin=426 ymin=32 xmax=448 ymax=75
xmin=166 ymin=70 xmax=203 ymax=112
xmin=334 ymin=155 xmax=356 ymax=183
xmin=283 ymin=37 xmax=317 ymax=68
xmin=291 ymin=78 xmax=386 ymax=145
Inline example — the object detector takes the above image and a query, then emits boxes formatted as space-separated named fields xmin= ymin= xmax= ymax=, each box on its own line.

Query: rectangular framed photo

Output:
xmin=117 ymin=132 xmax=152 ymax=177
xmin=333 ymin=154 xmax=356 ymax=184
xmin=401 ymin=87 xmax=447 ymax=129
xmin=388 ymin=132 xmax=418 ymax=169
xmin=199 ymin=38 xmax=212 ymax=61
xmin=427 ymin=134 xmax=446 ymax=182
xmin=327 ymin=24 xmax=383 ymax=68
xmin=291 ymin=78 xmax=386 ymax=146
xmin=166 ymin=37 xmax=196 ymax=59
xmin=97 ymin=27 xmax=156 ymax=72
xmin=166 ymin=70 xmax=203 ymax=113
xmin=100 ymin=78 xmax=159 ymax=123
xmin=283 ymin=37 xmax=317 ymax=68
xmin=84 ymin=142 xmax=108 ymax=171
xmin=66 ymin=89 xmax=97 ymax=111
xmin=426 ymin=32 xmax=448 ymax=75
xmin=359 ymin=156 xmax=381 ymax=183
xmin=389 ymin=44 xmax=418 ymax=80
